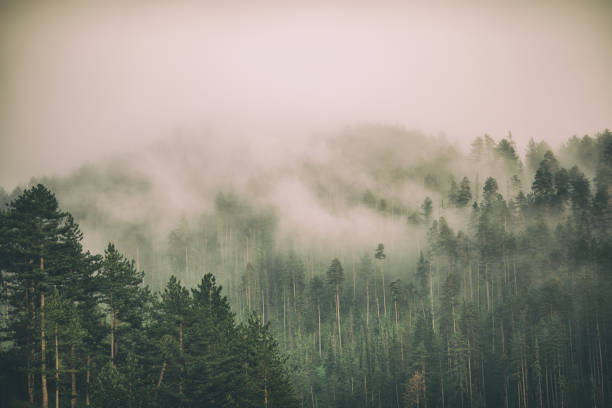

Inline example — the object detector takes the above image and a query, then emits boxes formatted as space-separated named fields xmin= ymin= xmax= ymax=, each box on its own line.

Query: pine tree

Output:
xmin=326 ymin=258 xmax=344 ymax=353
xmin=0 ymin=184 xmax=87 ymax=407
xmin=456 ymin=177 xmax=472 ymax=207
xmin=98 ymin=243 xmax=146 ymax=366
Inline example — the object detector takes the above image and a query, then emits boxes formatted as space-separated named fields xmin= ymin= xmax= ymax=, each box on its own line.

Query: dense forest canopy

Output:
xmin=1 ymin=127 xmax=612 ymax=408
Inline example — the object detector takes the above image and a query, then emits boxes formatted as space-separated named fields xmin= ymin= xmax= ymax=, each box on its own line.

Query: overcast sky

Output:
xmin=1 ymin=1 xmax=611 ymax=190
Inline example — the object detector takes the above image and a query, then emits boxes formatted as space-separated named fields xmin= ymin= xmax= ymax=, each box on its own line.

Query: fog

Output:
xmin=2 ymin=1 xmax=612 ymax=189
xmin=1 ymin=1 xmax=611 ymax=283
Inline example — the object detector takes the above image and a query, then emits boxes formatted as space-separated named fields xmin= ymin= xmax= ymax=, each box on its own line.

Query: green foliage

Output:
xmin=326 ymin=258 xmax=344 ymax=289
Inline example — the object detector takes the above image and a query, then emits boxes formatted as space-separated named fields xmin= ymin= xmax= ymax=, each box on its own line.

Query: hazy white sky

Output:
xmin=1 ymin=1 xmax=611 ymax=189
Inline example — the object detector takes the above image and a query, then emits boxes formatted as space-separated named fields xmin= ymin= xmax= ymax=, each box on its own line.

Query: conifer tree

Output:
xmin=326 ymin=258 xmax=344 ymax=353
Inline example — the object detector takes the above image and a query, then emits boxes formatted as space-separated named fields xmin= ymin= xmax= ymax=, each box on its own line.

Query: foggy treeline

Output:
xmin=1 ymin=125 xmax=612 ymax=408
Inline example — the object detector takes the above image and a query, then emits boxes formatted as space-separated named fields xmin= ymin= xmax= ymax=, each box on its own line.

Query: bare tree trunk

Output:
xmin=318 ymin=303 xmax=322 ymax=358
xmin=394 ymin=301 xmax=404 ymax=361
xmin=381 ymin=260 xmax=387 ymax=316
xmin=157 ymin=361 xmax=167 ymax=389
xmin=55 ymin=325 xmax=59 ymax=408
xmin=311 ymin=386 xmax=315 ymax=408
xmin=179 ymin=321 xmax=183 ymax=394
xmin=110 ymin=291 xmax=114 ymax=365
xmin=429 ymin=263 xmax=435 ymax=330
xmin=42 ymin=290 xmax=49 ymax=408
xmin=375 ymin=279 xmax=380 ymax=319
xmin=366 ymin=282 xmax=370 ymax=329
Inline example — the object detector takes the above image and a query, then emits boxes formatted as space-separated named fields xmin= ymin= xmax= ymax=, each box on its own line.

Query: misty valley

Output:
xmin=1 ymin=127 xmax=611 ymax=408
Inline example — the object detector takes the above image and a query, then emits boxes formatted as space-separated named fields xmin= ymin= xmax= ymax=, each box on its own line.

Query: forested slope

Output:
xmin=1 ymin=127 xmax=612 ymax=407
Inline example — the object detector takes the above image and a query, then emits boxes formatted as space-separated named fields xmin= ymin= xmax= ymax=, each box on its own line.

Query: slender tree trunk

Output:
xmin=429 ymin=263 xmax=435 ymax=330
xmin=185 ymin=245 xmax=189 ymax=286
xmin=318 ymin=303 xmax=322 ymax=358
xmin=114 ymin=311 xmax=118 ymax=360
xmin=501 ymin=319 xmax=505 ymax=355
xmin=468 ymin=344 xmax=473 ymax=407
xmin=41 ymin=290 xmax=49 ymax=408
xmin=423 ymin=365 xmax=428 ymax=408
xmin=27 ymin=289 xmax=34 ymax=404
xmin=381 ymin=260 xmax=387 ymax=316
xmin=375 ymin=279 xmax=380 ymax=319
xmin=336 ymin=286 xmax=342 ymax=353
xmin=597 ymin=320 xmax=604 ymax=407
xmin=364 ymin=375 xmax=368 ymax=408
xmin=28 ymin=348 xmax=35 ymax=404
xmin=293 ymin=276 xmax=297 ymax=314
xmin=440 ymin=360 xmax=445 ymax=408
xmin=311 ymin=386 xmax=315 ymax=408
xmin=110 ymin=291 xmax=114 ymax=365
xmin=395 ymin=300 xmax=405 ymax=361
xmin=366 ymin=282 xmax=370 ymax=329
xmin=179 ymin=321 xmax=183 ymax=394
xmin=71 ymin=345 xmax=76 ymax=408
xmin=521 ymin=343 xmax=528 ymax=408
xmin=26 ymin=286 xmax=34 ymax=403
xmin=156 ymin=361 xmax=167 ymax=389
xmin=86 ymin=354 xmax=91 ymax=406
xmin=55 ymin=325 xmax=59 ymax=408
xmin=352 ymin=255 xmax=356 ymax=299
xmin=264 ymin=369 xmax=269 ymax=408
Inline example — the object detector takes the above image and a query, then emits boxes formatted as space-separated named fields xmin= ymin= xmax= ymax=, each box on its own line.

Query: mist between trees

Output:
xmin=1 ymin=125 xmax=612 ymax=407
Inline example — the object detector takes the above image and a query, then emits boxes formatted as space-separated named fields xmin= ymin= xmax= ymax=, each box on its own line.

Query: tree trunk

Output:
xmin=179 ymin=321 xmax=183 ymax=394
xmin=26 ymin=285 xmax=34 ymax=403
xmin=311 ymin=386 xmax=315 ymax=408
xmin=336 ymin=287 xmax=342 ymax=353
xmin=264 ymin=369 xmax=269 ymax=408
xmin=185 ymin=245 xmax=189 ymax=286
xmin=71 ymin=345 xmax=77 ymax=408
xmin=381 ymin=260 xmax=387 ymax=316
xmin=113 ymin=312 xmax=118 ymax=363
xmin=364 ymin=375 xmax=368 ymax=408
xmin=366 ymin=282 xmax=370 ymax=329
xmin=352 ymin=255 xmax=356 ymax=299
xmin=375 ymin=279 xmax=380 ymax=319
xmin=55 ymin=325 xmax=59 ymax=408
xmin=28 ymin=345 xmax=35 ymax=404
xmin=429 ymin=263 xmax=435 ymax=330
xmin=110 ymin=291 xmax=114 ymax=365
xmin=86 ymin=354 xmax=91 ymax=406
xmin=156 ymin=361 xmax=167 ymax=389
xmin=41 ymin=290 xmax=48 ymax=408
xmin=318 ymin=303 xmax=322 ymax=358
xmin=395 ymin=300 xmax=404 ymax=361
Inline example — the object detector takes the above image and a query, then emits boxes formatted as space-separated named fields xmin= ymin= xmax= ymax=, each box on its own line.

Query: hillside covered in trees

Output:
xmin=2 ymin=127 xmax=612 ymax=408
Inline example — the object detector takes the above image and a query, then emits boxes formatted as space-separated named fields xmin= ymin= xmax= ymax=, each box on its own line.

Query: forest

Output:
xmin=1 ymin=127 xmax=612 ymax=408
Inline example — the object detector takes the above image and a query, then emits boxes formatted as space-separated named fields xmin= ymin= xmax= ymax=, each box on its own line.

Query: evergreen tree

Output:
xmin=456 ymin=177 xmax=472 ymax=207
xmin=326 ymin=258 xmax=344 ymax=353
